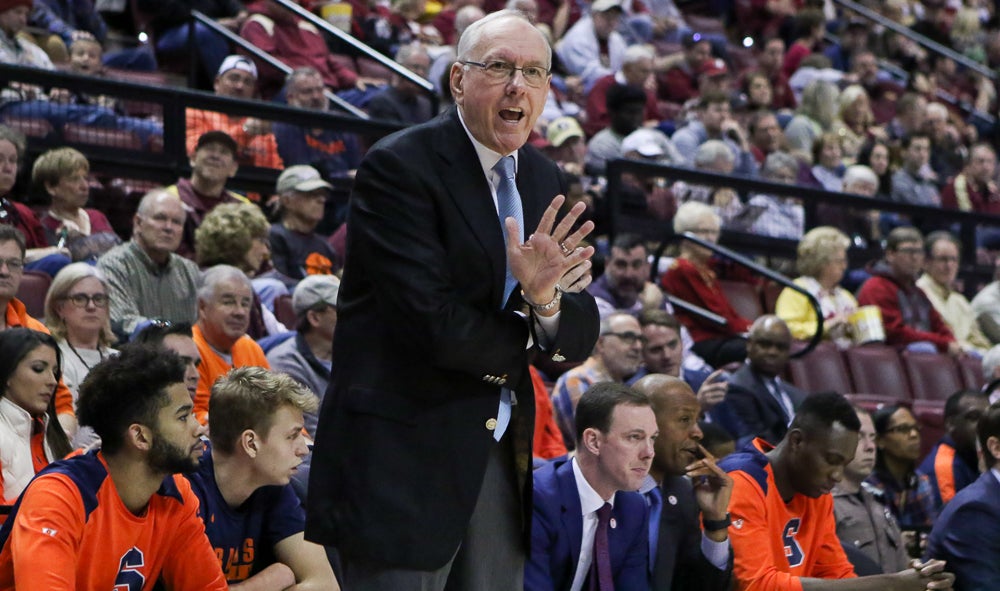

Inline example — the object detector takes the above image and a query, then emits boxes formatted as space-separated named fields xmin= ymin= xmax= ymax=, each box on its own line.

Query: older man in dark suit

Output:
xmin=633 ymin=374 xmax=734 ymax=591
xmin=305 ymin=9 xmax=600 ymax=591
xmin=719 ymin=315 xmax=807 ymax=447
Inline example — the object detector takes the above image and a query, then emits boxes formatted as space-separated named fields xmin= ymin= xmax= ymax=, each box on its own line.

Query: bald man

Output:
xmin=633 ymin=374 xmax=733 ymax=590
xmin=717 ymin=315 xmax=807 ymax=447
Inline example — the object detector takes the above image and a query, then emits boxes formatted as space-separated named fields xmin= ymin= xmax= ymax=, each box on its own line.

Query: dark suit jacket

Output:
xmin=927 ymin=471 xmax=1000 ymax=591
xmin=652 ymin=475 xmax=733 ymax=591
xmin=305 ymin=108 xmax=600 ymax=570
xmin=719 ymin=364 xmax=807 ymax=447
xmin=526 ymin=459 xmax=650 ymax=591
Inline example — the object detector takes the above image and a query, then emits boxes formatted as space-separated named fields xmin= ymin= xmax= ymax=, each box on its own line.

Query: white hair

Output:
xmin=456 ymin=9 xmax=551 ymax=68
xmin=197 ymin=265 xmax=251 ymax=303
xmin=673 ymin=201 xmax=719 ymax=233
xmin=843 ymin=164 xmax=878 ymax=189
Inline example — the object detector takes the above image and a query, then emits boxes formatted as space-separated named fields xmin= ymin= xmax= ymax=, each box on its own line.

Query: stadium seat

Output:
xmin=844 ymin=344 xmax=911 ymax=400
xmin=787 ymin=341 xmax=852 ymax=394
xmin=843 ymin=394 xmax=908 ymax=413
xmin=912 ymin=399 xmax=946 ymax=460
xmin=901 ymin=351 xmax=963 ymax=402
xmin=274 ymin=294 xmax=296 ymax=328
xmin=719 ymin=279 xmax=763 ymax=321
xmin=2 ymin=116 xmax=53 ymax=139
xmin=956 ymin=354 xmax=985 ymax=391
xmin=761 ymin=281 xmax=784 ymax=314
xmin=15 ymin=271 xmax=51 ymax=320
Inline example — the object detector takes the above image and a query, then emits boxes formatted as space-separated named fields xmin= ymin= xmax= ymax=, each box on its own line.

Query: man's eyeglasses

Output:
xmin=460 ymin=60 xmax=550 ymax=87
xmin=603 ymin=331 xmax=646 ymax=345
xmin=884 ymin=423 xmax=921 ymax=436
xmin=0 ymin=257 xmax=24 ymax=272
xmin=64 ymin=293 xmax=109 ymax=308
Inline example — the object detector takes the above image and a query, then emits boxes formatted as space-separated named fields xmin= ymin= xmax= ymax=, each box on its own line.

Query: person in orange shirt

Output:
xmin=185 ymin=55 xmax=284 ymax=170
xmin=0 ymin=225 xmax=75 ymax=435
xmin=0 ymin=329 xmax=72 ymax=507
xmin=719 ymin=391 xmax=955 ymax=591
xmin=192 ymin=265 xmax=269 ymax=423
xmin=0 ymin=345 xmax=227 ymax=591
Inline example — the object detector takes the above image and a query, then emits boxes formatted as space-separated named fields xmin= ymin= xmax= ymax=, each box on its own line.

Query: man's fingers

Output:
xmin=534 ymin=195 xmax=566 ymax=236
xmin=550 ymin=200 xmax=588 ymax=243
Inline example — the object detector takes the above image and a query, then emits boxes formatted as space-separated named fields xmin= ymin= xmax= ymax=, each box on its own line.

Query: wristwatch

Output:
xmin=703 ymin=513 xmax=731 ymax=532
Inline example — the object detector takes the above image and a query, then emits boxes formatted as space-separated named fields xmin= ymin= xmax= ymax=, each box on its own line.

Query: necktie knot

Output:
xmin=596 ymin=502 xmax=613 ymax=523
xmin=493 ymin=155 xmax=516 ymax=180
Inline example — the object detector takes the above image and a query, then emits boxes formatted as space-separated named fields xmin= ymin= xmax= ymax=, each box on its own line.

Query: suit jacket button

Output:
xmin=485 ymin=418 xmax=497 ymax=431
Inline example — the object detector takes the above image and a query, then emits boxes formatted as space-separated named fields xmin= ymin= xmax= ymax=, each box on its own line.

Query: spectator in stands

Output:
xmin=656 ymin=32 xmax=711 ymax=104
xmin=941 ymin=143 xmax=1000 ymax=213
xmin=886 ymin=92 xmax=927 ymax=143
xmin=167 ymin=130 xmax=248 ymax=259
xmin=274 ymin=67 xmax=363 ymax=182
xmin=366 ymin=42 xmax=434 ymax=125
xmin=782 ymin=9 xmax=826 ymax=78
xmin=29 ymin=0 xmax=154 ymax=70
xmin=0 ymin=327 xmax=72 ymax=504
xmin=551 ymin=312 xmax=644 ymax=441
xmin=868 ymin=403 xmax=942 ymax=531
xmin=661 ymin=201 xmax=751 ymax=367
xmin=185 ymin=55 xmax=284 ymax=170
xmin=917 ymin=231 xmax=991 ymax=354
xmin=584 ymin=44 xmax=658 ymax=137
xmin=633 ymin=309 xmax=727 ymax=421
xmin=139 ymin=0 xmax=245 ymax=82
xmin=919 ymin=389 xmax=988 ymax=508
xmin=195 ymin=202 xmax=289 ymax=339
xmin=543 ymin=115 xmax=587 ymax=177
xmin=858 ymin=138 xmax=894 ymax=200
xmin=926 ymin=400 xmax=1000 ymax=590
xmin=751 ymin=37 xmax=795 ymax=110
xmin=802 ymin=132 xmax=846 ymax=192
xmin=720 ymin=391 xmax=955 ymax=590
xmin=890 ymin=133 xmax=940 ymax=206
xmin=32 ymin=146 xmax=120 ymax=263
xmin=525 ymin=382 xmax=654 ymax=591
xmin=832 ymin=405 xmax=911 ymax=575
xmin=851 ymin=50 xmax=904 ymax=125
xmin=241 ymin=0 xmax=377 ymax=100
xmin=858 ymin=226 xmax=960 ymax=355
xmin=618 ymin=128 xmax=685 ymax=219
xmin=266 ymin=274 xmax=338 ymax=438
xmin=269 ymin=165 xmax=338 ymax=285
xmin=776 ymin=226 xmax=858 ymax=347
xmin=131 ymin=320 xmax=202 ymax=401
xmin=824 ymin=18 xmax=871 ymax=73
xmin=43 ymin=263 xmax=116 ymax=448
xmin=671 ymin=92 xmax=755 ymax=177
xmin=0 ymin=345 xmax=228 ymax=590
xmin=0 ymin=127 xmax=70 ymax=276
xmin=717 ymin=315 xmax=806 ymax=447
xmin=585 ymin=83 xmax=646 ymax=176
xmin=192 ymin=265 xmax=271 ymax=424
xmin=428 ymin=4 xmax=485 ymax=95
xmin=786 ymin=54 xmax=848 ymax=106
xmin=831 ymin=85 xmax=883 ymax=164
xmin=0 ymin=225 xmax=74 ymax=433
xmin=746 ymin=109 xmax=784 ymax=167
xmin=632 ymin=374 xmax=734 ymax=591
xmin=747 ymin=151 xmax=804 ymax=239
xmin=741 ymin=72 xmax=774 ymax=115
xmin=185 ymin=367 xmax=339 ymax=589
xmin=983 ymin=346 xmax=1000 ymax=397
xmin=817 ymin=164 xmax=882 ymax=249
xmin=555 ymin=0 xmax=625 ymax=93
xmin=784 ymin=79 xmax=839 ymax=161
xmin=973 ymin=259 xmax=1000 ymax=346
xmin=923 ymin=101 xmax=968 ymax=185
xmin=671 ymin=141 xmax=745 ymax=228
xmin=98 ymin=190 xmax=200 ymax=337
xmin=588 ymin=232 xmax=660 ymax=318
xmin=361 ymin=0 xmax=440 ymax=59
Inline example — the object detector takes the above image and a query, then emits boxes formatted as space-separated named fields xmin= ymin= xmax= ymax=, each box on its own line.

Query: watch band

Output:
xmin=703 ymin=513 xmax=731 ymax=532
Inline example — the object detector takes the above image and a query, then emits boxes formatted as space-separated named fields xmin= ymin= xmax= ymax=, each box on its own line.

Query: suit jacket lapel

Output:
xmin=433 ymin=109 xmax=508 ymax=305
xmin=556 ymin=461 xmax=585 ymax=584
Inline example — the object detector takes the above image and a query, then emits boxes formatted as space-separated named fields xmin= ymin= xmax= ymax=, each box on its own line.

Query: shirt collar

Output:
xmin=572 ymin=456 xmax=616 ymax=516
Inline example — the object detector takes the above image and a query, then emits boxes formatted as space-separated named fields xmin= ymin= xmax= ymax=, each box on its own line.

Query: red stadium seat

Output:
xmin=761 ymin=281 xmax=784 ymax=314
xmin=844 ymin=394 xmax=908 ymax=413
xmin=844 ymin=344 xmax=911 ymax=400
xmin=719 ymin=279 xmax=763 ymax=322
xmin=2 ymin=116 xmax=53 ymax=139
xmin=956 ymin=354 xmax=985 ymax=391
xmin=63 ymin=123 xmax=143 ymax=151
xmin=787 ymin=341 xmax=852 ymax=394
xmin=15 ymin=271 xmax=51 ymax=319
xmin=901 ymin=351 xmax=963 ymax=402
xmin=912 ymin=399 xmax=946 ymax=460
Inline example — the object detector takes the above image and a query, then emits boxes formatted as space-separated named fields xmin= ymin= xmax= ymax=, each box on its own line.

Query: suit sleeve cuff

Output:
xmin=701 ymin=533 xmax=730 ymax=571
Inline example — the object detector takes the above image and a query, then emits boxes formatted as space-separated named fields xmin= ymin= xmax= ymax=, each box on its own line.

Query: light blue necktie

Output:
xmin=492 ymin=155 xmax=523 ymax=441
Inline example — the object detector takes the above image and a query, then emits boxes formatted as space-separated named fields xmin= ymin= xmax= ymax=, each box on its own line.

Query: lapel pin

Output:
xmin=668 ymin=495 xmax=678 ymax=505
xmin=609 ymin=517 xmax=617 ymax=529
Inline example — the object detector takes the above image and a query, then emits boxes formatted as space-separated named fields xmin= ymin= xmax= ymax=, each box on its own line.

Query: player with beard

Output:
xmin=0 ymin=345 xmax=227 ymax=591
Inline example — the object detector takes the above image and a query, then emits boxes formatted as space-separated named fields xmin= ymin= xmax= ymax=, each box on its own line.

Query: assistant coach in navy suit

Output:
xmin=927 ymin=402 xmax=1000 ymax=591
xmin=305 ymin=9 xmax=600 ymax=591
xmin=526 ymin=383 xmax=655 ymax=591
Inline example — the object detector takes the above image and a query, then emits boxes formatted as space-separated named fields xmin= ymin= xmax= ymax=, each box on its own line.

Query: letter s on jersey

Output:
xmin=782 ymin=518 xmax=804 ymax=568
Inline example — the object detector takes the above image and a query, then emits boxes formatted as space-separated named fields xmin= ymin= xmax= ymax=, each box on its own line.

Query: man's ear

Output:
xmin=987 ymin=435 xmax=1000 ymax=464
xmin=581 ymin=427 xmax=602 ymax=455
xmin=786 ymin=428 xmax=805 ymax=453
xmin=128 ymin=423 xmax=153 ymax=452
xmin=240 ymin=429 xmax=259 ymax=458
xmin=450 ymin=63 xmax=465 ymax=104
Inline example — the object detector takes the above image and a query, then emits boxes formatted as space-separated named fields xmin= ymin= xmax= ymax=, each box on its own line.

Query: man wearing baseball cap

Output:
xmin=269 ymin=165 xmax=339 ymax=284
xmin=556 ymin=0 xmax=627 ymax=92
xmin=186 ymin=54 xmax=284 ymax=170
xmin=266 ymin=273 xmax=340 ymax=438
xmin=167 ymin=130 xmax=250 ymax=258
